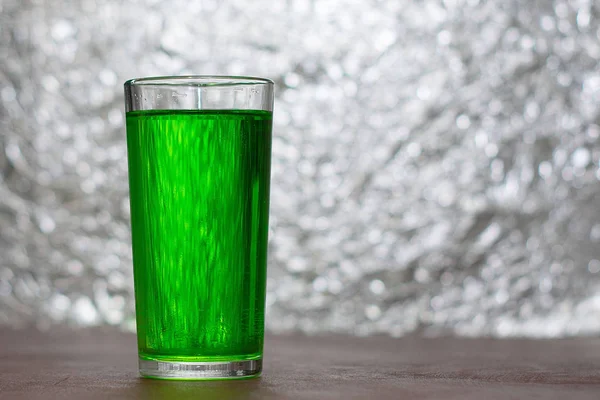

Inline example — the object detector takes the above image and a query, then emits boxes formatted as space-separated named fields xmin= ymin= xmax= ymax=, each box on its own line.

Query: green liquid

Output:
xmin=126 ymin=109 xmax=272 ymax=363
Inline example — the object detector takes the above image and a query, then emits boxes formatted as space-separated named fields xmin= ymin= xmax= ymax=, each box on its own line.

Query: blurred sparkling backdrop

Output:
xmin=1 ymin=0 xmax=600 ymax=337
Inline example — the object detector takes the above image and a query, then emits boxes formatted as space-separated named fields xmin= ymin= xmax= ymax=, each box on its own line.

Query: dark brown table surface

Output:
xmin=1 ymin=328 xmax=599 ymax=399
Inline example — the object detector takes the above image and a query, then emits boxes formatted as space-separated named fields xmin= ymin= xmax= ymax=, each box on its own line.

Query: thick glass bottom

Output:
xmin=139 ymin=357 xmax=262 ymax=380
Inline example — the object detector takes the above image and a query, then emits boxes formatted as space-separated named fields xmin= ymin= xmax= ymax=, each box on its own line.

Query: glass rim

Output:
xmin=124 ymin=75 xmax=274 ymax=87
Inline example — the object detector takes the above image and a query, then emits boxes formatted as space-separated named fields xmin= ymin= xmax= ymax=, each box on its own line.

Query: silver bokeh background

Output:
xmin=1 ymin=0 xmax=600 ymax=337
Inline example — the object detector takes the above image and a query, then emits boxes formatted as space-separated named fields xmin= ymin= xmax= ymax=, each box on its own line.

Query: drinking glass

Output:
xmin=124 ymin=76 xmax=274 ymax=379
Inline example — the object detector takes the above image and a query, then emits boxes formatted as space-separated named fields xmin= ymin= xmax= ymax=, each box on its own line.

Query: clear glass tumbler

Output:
xmin=124 ymin=76 xmax=274 ymax=379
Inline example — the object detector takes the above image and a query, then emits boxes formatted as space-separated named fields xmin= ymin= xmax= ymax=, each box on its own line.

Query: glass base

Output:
xmin=139 ymin=357 xmax=262 ymax=380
